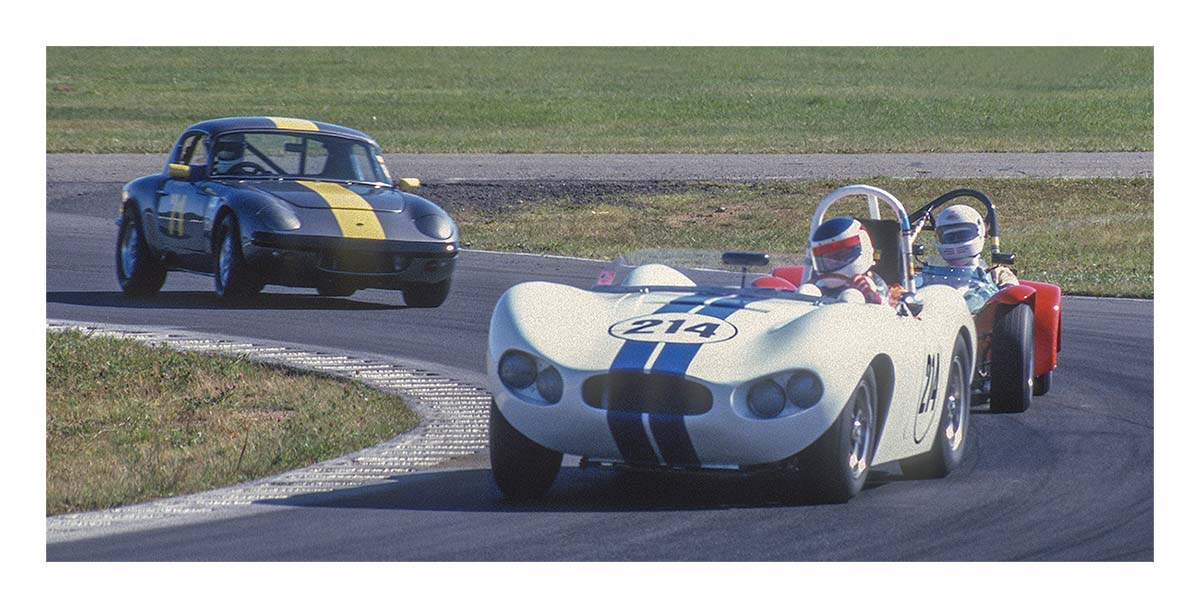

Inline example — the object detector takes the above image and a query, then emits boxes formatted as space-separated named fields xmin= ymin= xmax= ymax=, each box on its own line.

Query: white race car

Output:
xmin=486 ymin=185 xmax=977 ymax=503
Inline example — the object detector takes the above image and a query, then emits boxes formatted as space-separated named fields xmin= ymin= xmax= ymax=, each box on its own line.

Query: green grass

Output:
xmin=47 ymin=47 xmax=1152 ymax=154
xmin=455 ymin=178 xmax=1153 ymax=297
xmin=46 ymin=329 xmax=419 ymax=515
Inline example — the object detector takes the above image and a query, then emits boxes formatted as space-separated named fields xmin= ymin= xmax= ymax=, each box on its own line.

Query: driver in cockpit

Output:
xmin=211 ymin=134 xmax=246 ymax=175
xmin=800 ymin=216 xmax=892 ymax=305
xmin=917 ymin=205 xmax=1018 ymax=313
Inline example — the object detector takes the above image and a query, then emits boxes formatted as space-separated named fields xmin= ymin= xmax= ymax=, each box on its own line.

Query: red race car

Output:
xmin=907 ymin=189 xmax=1061 ymax=413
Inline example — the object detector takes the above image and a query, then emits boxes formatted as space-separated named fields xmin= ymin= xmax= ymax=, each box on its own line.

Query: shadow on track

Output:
xmin=46 ymin=290 xmax=406 ymax=311
xmin=259 ymin=466 xmax=900 ymax=514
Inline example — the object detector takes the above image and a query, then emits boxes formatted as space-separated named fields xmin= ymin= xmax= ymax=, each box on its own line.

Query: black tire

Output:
xmin=900 ymin=336 xmax=972 ymax=479
xmin=213 ymin=215 xmax=262 ymax=300
xmin=792 ymin=366 xmax=877 ymax=503
xmin=316 ymin=282 xmax=357 ymax=297
xmin=403 ymin=279 xmax=451 ymax=308
xmin=990 ymin=303 xmax=1034 ymax=413
xmin=115 ymin=206 xmax=166 ymax=296
xmin=489 ymin=400 xmax=562 ymax=499
xmin=1033 ymin=370 xmax=1052 ymax=396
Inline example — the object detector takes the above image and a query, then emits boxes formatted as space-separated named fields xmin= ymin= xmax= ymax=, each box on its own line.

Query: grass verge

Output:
xmin=453 ymin=178 xmax=1153 ymax=298
xmin=47 ymin=47 xmax=1150 ymax=154
xmin=46 ymin=329 xmax=418 ymax=515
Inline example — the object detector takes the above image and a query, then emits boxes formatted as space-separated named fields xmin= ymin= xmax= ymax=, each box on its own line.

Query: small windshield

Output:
xmin=209 ymin=131 xmax=391 ymax=185
xmin=594 ymin=249 xmax=814 ymax=300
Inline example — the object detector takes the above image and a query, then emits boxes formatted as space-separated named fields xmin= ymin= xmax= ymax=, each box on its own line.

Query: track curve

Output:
xmin=45 ymin=164 xmax=1152 ymax=560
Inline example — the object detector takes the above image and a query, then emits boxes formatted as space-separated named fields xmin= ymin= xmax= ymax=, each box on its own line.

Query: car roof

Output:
xmin=182 ymin=116 xmax=378 ymax=146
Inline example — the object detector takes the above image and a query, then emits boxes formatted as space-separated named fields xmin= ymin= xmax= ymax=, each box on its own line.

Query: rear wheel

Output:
xmin=990 ymin=303 xmax=1034 ymax=413
xmin=901 ymin=336 xmax=972 ymax=479
xmin=404 ymin=279 xmax=451 ymax=308
xmin=489 ymin=400 xmax=562 ymax=499
xmin=213 ymin=215 xmax=262 ymax=300
xmin=792 ymin=366 xmax=877 ymax=503
xmin=115 ymin=207 xmax=166 ymax=296
xmin=1033 ymin=370 xmax=1053 ymax=396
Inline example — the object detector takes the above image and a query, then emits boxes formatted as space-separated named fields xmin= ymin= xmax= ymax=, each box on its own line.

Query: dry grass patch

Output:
xmin=46 ymin=330 xmax=418 ymax=515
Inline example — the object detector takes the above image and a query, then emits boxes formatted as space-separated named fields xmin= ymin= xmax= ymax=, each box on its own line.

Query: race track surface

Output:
xmin=45 ymin=159 xmax=1153 ymax=560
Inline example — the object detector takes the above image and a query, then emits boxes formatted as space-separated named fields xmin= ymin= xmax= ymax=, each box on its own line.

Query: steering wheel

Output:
xmin=226 ymin=161 xmax=269 ymax=176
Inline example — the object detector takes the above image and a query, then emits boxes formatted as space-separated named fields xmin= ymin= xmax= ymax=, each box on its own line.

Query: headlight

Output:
xmin=748 ymin=379 xmax=786 ymax=419
xmin=256 ymin=202 xmax=301 ymax=231
xmin=498 ymin=351 xmax=537 ymax=389
xmin=415 ymin=214 xmax=454 ymax=240
xmin=785 ymin=370 xmax=823 ymax=409
xmin=536 ymin=366 xmax=563 ymax=403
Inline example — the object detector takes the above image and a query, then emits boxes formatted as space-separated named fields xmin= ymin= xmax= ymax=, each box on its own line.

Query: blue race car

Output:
xmin=116 ymin=117 xmax=458 ymax=306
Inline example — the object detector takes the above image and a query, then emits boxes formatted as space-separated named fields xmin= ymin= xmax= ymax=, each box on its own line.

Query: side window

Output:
xmin=177 ymin=134 xmax=209 ymax=166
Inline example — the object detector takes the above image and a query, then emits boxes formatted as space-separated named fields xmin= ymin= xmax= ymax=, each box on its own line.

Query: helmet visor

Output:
xmin=812 ymin=237 xmax=863 ymax=273
xmin=936 ymin=222 xmax=980 ymax=245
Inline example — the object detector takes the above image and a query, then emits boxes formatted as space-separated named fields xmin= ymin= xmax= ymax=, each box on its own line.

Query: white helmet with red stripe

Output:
xmin=809 ymin=216 xmax=875 ymax=286
xmin=934 ymin=204 xmax=985 ymax=266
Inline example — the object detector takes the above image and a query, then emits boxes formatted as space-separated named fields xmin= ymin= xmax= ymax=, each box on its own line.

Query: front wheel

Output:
xmin=901 ymin=336 xmax=972 ymax=479
xmin=115 ymin=207 xmax=166 ymax=296
xmin=792 ymin=366 xmax=877 ymax=503
xmin=489 ymin=401 xmax=562 ymax=499
xmin=404 ymin=279 xmax=451 ymax=308
xmin=990 ymin=303 xmax=1034 ymax=413
xmin=213 ymin=215 xmax=262 ymax=300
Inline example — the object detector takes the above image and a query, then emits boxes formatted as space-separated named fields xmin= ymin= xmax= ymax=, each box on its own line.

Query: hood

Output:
xmin=239 ymin=180 xmax=408 ymax=213
xmin=491 ymin=282 xmax=840 ymax=383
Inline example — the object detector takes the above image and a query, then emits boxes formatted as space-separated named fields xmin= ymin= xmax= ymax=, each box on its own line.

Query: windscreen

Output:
xmin=595 ymin=249 xmax=811 ymax=297
xmin=209 ymin=131 xmax=391 ymax=184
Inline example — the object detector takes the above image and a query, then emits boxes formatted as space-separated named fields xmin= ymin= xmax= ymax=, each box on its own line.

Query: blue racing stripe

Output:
xmin=648 ymin=296 xmax=759 ymax=376
xmin=607 ymin=411 xmax=658 ymax=463
xmin=648 ymin=414 xmax=700 ymax=465
xmin=606 ymin=294 xmax=710 ymax=463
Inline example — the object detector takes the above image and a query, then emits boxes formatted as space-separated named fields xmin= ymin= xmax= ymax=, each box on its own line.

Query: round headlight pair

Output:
xmin=498 ymin=350 xmax=562 ymax=404
xmin=747 ymin=370 xmax=823 ymax=419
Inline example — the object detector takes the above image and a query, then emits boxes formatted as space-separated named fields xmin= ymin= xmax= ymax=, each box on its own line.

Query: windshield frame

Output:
xmin=206 ymin=129 xmax=394 ymax=187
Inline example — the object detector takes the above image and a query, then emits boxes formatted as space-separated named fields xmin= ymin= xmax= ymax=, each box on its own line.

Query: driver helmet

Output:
xmin=934 ymin=204 xmax=986 ymax=266
xmin=809 ymin=216 xmax=875 ymax=287
xmin=212 ymin=134 xmax=246 ymax=174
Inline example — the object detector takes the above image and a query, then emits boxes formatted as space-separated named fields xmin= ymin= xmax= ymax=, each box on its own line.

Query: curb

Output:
xmin=46 ymin=320 xmax=493 ymax=543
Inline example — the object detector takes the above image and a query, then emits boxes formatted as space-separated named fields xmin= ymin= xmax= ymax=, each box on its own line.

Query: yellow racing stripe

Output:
xmin=297 ymin=181 xmax=386 ymax=240
xmin=268 ymin=117 xmax=320 ymax=131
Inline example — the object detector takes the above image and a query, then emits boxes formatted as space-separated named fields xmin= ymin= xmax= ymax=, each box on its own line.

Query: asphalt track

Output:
xmin=45 ymin=156 xmax=1153 ymax=560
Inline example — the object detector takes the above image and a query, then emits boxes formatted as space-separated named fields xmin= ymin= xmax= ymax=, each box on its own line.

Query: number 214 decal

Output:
xmin=608 ymin=313 xmax=738 ymax=344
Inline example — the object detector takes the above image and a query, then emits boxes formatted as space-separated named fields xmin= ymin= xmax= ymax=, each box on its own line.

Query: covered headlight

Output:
xmin=255 ymin=202 xmax=301 ymax=231
xmin=536 ymin=366 xmax=563 ymax=403
xmin=415 ymin=213 xmax=455 ymax=240
xmin=498 ymin=351 xmax=537 ymax=389
xmin=748 ymin=379 xmax=786 ymax=419
xmin=785 ymin=370 xmax=823 ymax=409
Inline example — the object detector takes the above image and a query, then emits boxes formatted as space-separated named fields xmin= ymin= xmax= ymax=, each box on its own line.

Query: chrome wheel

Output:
xmin=943 ymin=355 xmax=967 ymax=451
xmin=847 ymin=383 xmax=874 ymax=479
xmin=218 ymin=231 xmax=234 ymax=290
xmin=119 ymin=221 xmax=139 ymax=277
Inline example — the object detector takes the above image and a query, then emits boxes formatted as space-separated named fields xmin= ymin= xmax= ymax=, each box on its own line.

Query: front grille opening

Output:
xmin=320 ymin=251 xmax=407 ymax=274
xmin=582 ymin=372 xmax=713 ymax=415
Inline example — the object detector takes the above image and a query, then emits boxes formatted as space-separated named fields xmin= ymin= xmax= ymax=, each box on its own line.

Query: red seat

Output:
xmin=772 ymin=265 xmax=806 ymax=286
xmin=751 ymin=275 xmax=797 ymax=291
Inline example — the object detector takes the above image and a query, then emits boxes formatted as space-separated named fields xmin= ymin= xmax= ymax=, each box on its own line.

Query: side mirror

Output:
xmin=397 ymin=177 xmax=421 ymax=192
xmin=911 ymin=243 xmax=926 ymax=256
xmin=900 ymin=292 xmax=924 ymax=316
xmin=166 ymin=163 xmax=207 ymax=182
xmin=991 ymin=252 xmax=1016 ymax=266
